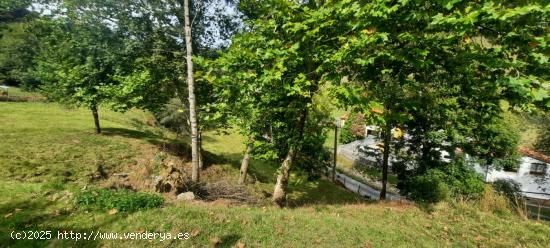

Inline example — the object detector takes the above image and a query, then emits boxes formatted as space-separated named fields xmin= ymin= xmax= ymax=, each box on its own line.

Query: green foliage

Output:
xmin=0 ymin=20 xmax=39 ymax=88
xmin=472 ymin=117 xmax=521 ymax=171
xmin=76 ymin=188 xmax=164 ymax=212
xmin=534 ymin=115 xmax=550 ymax=156
xmin=34 ymin=17 xmax=122 ymax=111
xmin=494 ymin=155 xmax=521 ymax=172
xmin=207 ymin=0 xmax=334 ymax=178
xmin=402 ymin=158 xmax=485 ymax=203
xmin=340 ymin=112 xmax=365 ymax=144
xmin=157 ymin=98 xmax=190 ymax=135
xmin=404 ymin=169 xmax=450 ymax=203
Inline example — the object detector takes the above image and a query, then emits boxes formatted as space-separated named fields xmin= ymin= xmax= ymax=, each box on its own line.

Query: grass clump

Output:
xmin=76 ymin=188 xmax=164 ymax=212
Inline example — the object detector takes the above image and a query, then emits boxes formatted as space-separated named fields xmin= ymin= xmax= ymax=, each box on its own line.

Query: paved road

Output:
xmin=333 ymin=170 xmax=401 ymax=200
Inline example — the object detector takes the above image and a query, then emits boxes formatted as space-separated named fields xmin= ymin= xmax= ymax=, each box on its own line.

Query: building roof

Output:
xmin=518 ymin=146 xmax=550 ymax=164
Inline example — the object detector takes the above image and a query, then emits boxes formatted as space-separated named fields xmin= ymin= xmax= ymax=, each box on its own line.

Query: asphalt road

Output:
xmin=334 ymin=170 xmax=401 ymax=200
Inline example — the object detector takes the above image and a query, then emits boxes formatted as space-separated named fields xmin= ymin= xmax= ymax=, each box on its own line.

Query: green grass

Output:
xmin=503 ymin=111 xmax=544 ymax=149
xmin=2 ymin=87 xmax=41 ymax=98
xmin=1 ymin=100 xmax=549 ymax=247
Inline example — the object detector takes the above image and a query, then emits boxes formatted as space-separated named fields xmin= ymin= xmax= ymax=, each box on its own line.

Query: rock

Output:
xmin=152 ymin=175 xmax=173 ymax=193
xmin=177 ymin=192 xmax=195 ymax=201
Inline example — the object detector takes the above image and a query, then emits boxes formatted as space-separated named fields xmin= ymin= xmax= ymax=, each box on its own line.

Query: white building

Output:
xmin=474 ymin=156 xmax=550 ymax=200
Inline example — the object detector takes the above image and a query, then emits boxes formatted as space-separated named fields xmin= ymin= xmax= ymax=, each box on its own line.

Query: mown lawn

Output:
xmin=1 ymin=99 xmax=549 ymax=247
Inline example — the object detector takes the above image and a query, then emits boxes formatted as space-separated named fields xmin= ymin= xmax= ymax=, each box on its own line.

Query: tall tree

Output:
xmin=208 ymin=0 xmax=334 ymax=206
xmin=183 ymin=0 xmax=200 ymax=182
xmin=325 ymin=0 xmax=549 ymax=200
xmin=34 ymin=15 xmax=122 ymax=134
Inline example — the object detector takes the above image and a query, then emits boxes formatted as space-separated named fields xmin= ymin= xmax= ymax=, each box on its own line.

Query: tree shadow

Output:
xmin=101 ymin=127 xmax=163 ymax=144
xmin=286 ymin=178 xmax=372 ymax=208
xmin=217 ymin=152 xmax=371 ymax=207
xmin=216 ymin=234 xmax=241 ymax=248
xmin=218 ymin=152 xmax=277 ymax=184
xmin=101 ymin=127 xmax=226 ymax=168
xmin=0 ymin=197 xmax=121 ymax=247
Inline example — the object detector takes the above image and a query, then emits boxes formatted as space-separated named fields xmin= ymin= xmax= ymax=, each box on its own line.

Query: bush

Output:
xmin=493 ymin=155 xmax=520 ymax=172
xmin=402 ymin=158 xmax=485 ymax=203
xmin=478 ymin=185 xmax=513 ymax=216
xmin=406 ymin=170 xmax=450 ymax=203
xmin=76 ymin=188 xmax=164 ymax=212
xmin=340 ymin=112 xmax=365 ymax=144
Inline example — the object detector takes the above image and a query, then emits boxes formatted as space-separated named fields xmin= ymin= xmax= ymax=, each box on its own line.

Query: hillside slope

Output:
xmin=0 ymin=100 xmax=549 ymax=247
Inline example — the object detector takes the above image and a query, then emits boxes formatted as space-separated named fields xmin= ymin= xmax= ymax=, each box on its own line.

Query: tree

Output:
xmin=34 ymin=16 xmax=122 ymax=133
xmin=208 ymin=0 xmax=334 ymax=206
xmin=0 ymin=3 xmax=39 ymax=88
xmin=324 ymin=0 xmax=548 ymax=200
xmin=34 ymin=0 xmax=241 ymax=173
xmin=183 ymin=0 xmax=200 ymax=182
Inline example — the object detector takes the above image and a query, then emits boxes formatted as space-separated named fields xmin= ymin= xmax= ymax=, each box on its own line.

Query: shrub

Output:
xmin=494 ymin=155 xmax=520 ymax=172
xmin=402 ymin=158 xmax=485 ymax=203
xmin=406 ymin=170 xmax=450 ymax=203
xmin=76 ymin=188 xmax=164 ymax=212
xmin=340 ymin=112 xmax=365 ymax=144
xmin=478 ymin=185 xmax=513 ymax=216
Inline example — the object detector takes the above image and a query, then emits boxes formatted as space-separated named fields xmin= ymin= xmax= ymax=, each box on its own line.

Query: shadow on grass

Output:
xmin=216 ymin=234 xmax=241 ymax=248
xmin=101 ymin=127 xmax=162 ymax=143
xmin=220 ymin=152 xmax=369 ymax=207
xmin=0 ymin=197 xmax=122 ymax=247
xmin=102 ymin=127 xmax=226 ymax=168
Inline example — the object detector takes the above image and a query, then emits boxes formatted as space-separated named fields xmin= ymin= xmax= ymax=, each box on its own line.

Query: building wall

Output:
xmin=475 ymin=157 xmax=550 ymax=200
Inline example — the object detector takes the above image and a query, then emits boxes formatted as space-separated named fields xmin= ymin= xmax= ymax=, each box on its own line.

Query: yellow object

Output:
xmin=393 ymin=128 xmax=404 ymax=139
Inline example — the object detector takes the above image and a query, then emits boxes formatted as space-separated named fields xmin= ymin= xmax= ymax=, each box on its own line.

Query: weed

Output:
xmin=76 ymin=188 xmax=164 ymax=212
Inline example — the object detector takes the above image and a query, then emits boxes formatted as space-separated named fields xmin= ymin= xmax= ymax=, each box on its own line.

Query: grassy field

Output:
xmin=1 ymin=95 xmax=549 ymax=247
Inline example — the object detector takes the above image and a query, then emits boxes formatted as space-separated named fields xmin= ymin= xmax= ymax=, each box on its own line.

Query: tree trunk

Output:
xmin=380 ymin=122 xmax=392 ymax=200
xmin=239 ymin=141 xmax=253 ymax=184
xmin=272 ymin=109 xmax=308 ymax=207
xmin=91 ymin=104 xmax=101 ymax=134
xmin=199 ymin=130 xmax=205 ymax=169
xmin=184 ymin=0 xmax=200 ymax=182
xmin=272 ymin=147 xmax=295 ymax=207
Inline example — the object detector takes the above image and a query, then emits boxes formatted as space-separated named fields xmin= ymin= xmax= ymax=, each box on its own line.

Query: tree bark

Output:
xmin=272 ymin=147 xmax=295 ymax=207
xmin=91 ymin=104 xmax=101 ymax=134
xmin=380 ymin=122 xmax=392 ymax=200
xmin=272 ymin=109 xmax=308 ymax=207
xmin=184 ymin=0 xmax=200 ymax=182
xmin=239 ymin=140 xmax=253 ymax=184
xmin=198 ymin=130 xmax=203 ymax=169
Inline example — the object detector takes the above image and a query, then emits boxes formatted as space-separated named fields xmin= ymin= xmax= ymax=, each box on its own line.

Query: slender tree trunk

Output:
xmin=91 ymin=104 xmax=101 ymax=134
xmin=184 ymin=0 xmax=199 ymax=182
xmin=380 ymin=122 xmax=392 ymax=200
xmin=272 ymin=147 xmax=296 ymax=207
xmin=272 ymin=110 xmax=308 ymax=207
xmin=239 ymin=139 xmax=253 ymax=184
xmin=198 ymin=130 xmax=203 ymax=169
